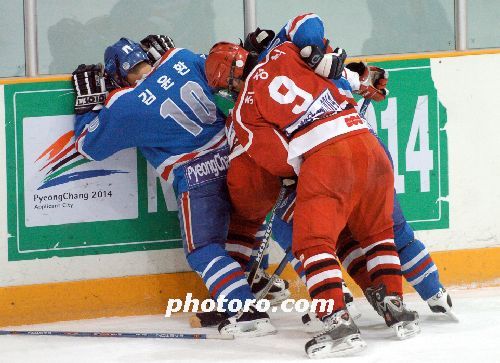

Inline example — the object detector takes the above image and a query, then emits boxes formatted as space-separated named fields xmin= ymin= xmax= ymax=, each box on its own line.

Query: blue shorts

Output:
xmin=173 ymin=147 xmax=231 ymax=255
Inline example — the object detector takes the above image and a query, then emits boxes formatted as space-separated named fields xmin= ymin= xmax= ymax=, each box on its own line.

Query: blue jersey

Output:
xmin=75 ymin=48 xmax=226 ymax=180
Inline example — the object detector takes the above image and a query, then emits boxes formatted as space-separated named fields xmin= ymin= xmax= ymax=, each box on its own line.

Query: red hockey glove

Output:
xmin=347 ymin=62 xmax=389 ymax=101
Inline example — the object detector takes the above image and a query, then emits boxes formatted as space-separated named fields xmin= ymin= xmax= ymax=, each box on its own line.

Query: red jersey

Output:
xmin=231 ymin=41 xmax=368 ymax=176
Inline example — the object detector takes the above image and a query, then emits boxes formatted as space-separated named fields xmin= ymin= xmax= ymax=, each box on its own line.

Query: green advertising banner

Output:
xmin=4 ymin=57 xmax=448 ymax=261
xmin=5 ymin=81 xmax=182 ymax=261
xmin=365 ymin=58 xmax=449 ymax=230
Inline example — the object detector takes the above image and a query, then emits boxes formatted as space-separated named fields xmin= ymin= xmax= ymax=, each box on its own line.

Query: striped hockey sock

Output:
xmin=226 ymin=232 xmax=255 ymax=269
xmin=336 ymin=239 xmax=371 ymax=291
xmin=362 ymin=231 xmax=403 ymax=296
xmin=187 ymin=244 xmax=255 ymax=314
xmin=399 ymin=239 xmax=442 ymax=300
xmin=299 ymin=247 xmax=344 ymax=318
xmin=272 ymin=217 xmax=306 ymax=282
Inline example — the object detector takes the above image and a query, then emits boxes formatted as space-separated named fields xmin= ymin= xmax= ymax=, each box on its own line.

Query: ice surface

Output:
xmin=1 ymin=286 xmax=499 ymax=363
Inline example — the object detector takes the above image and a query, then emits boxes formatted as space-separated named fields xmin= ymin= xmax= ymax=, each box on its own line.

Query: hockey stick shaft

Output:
xmin=246 ymin=185 xmax=288 ymax=286
xmin=256 ymin=247 xmax=293 ymax=300
xmin=359 ymin=97 xmax=371 ymax=118
xmin=0 ymin=330 xmax=233 ymax=340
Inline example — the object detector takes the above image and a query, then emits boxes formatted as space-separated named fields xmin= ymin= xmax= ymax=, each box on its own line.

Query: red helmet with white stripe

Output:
xmin=205 ymin=42 xmax=249 ymax=90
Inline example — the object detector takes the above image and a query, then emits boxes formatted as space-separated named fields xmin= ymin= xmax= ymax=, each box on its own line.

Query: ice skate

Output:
xmin=251 ymin=268 xmax=291 ymax=305
xmin=302 ymin=283 xmax=360 ymax=334
xmin=305 ymin=309 xmax=367 ymax=358
xmin=366 ymin=285 xmax=420 ymax=340
xmin=427 ymin=288 xmax=459 ymax=322
xmin=301 ymin=312 xmax=324 ymax=334
xmin=218 ymin=305 xmax=276 ymax=337
xmin=342 ymin=281 xmax=361 ymax=320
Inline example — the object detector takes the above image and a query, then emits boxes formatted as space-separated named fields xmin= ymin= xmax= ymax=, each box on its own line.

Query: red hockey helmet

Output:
xmin=205 ymin=42 xmax=249 ymax=90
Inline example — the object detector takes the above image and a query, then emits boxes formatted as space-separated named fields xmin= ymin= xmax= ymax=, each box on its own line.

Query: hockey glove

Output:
xmin=243 ymin=28 xmax=275 ymax=54
xmin=300 ymin=44 xmax=347 ymax=80
xmin=72 ymin=64 xmax=109 ymax=115
xmin=140 ymin=34 xmax=175 ymax=63
xmin=346 ymin=61 xmax=389 ymax=102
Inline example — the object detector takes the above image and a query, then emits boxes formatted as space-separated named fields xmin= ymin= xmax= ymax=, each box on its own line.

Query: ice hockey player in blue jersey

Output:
xmin=243 ymin=13 xmax=455 ymax=320
xmin=71 ymin=35 xmax=276 ymax=337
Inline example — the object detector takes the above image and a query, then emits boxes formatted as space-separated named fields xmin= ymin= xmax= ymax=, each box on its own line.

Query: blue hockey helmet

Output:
xmin=104 ymin=37 xmax=149 ymax=86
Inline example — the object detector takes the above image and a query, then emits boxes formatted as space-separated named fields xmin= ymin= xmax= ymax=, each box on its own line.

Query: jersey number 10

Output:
xmin=160 ymin=81 xmax=217 ymax=136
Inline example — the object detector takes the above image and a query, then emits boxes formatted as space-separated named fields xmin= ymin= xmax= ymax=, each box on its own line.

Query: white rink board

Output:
xmin=1 ymin=53 xmax=500 ymax=287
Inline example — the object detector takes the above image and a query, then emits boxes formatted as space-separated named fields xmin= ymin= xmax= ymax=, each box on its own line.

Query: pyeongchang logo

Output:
xmin=35 ymin=130 xmax=127 ymax=190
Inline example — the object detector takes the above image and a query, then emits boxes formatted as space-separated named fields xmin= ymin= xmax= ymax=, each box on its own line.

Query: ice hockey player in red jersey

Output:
xmin=206 ymin=41 xmax=420 ymax=358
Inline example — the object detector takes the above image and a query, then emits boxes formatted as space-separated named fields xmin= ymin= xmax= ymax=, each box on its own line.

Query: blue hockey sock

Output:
xmin=398 ymin=238 xmax=443 ymax=300
xmin=272 ymin=217 xmax=306 ymax=282
xmin=246 ymin=221 xmax=269 ymax=271
xmin=187 ymin=243 xmax=255 ymax=315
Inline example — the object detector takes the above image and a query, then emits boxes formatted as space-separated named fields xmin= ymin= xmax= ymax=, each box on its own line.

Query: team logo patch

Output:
xmin=285 ymin=89 xmax=343 ymax=137
xmin=88 ymin=117 xmax=100 ymax=132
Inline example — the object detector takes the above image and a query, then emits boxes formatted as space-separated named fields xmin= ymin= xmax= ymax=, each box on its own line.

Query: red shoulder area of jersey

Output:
xmin=155 ymin=48 xmax=180 ymax=69
xmin=242 ymin=41 xmax=359 ymax=136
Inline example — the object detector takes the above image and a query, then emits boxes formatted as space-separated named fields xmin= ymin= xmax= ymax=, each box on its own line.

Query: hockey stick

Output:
xmin=0 ymin=330 xmax=233 ymax=340
xmin=359 ymin=97 xmax=371 ymax=118
xmin=255 ymin=247 xmax=293 ymax=300
xmin=246 ymin=184 xmax=289 ymax=286
xmin=190 ymin=185 xmax=290 ymax=329
xmin=190 ymin=247 xmax=293 ymax=328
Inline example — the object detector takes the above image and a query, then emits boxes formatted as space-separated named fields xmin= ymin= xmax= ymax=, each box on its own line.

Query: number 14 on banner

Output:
xmin=366 ymin=95 xmax=434 ymax=194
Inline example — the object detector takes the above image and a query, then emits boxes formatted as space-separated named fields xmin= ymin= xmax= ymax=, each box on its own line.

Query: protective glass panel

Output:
xmin=255 ymin=0 xmax=455 ymax=56
xmin=37 ymin=0 xmax=244 ymax=74
xmin=468 ymin=0 xmax=500 ymax=49
xmin=0 ymin=0 xmax=25 ymax=77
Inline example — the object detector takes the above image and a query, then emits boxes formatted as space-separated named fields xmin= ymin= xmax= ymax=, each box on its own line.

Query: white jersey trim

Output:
xmin=288 ymin=113 xmax=368 ymax=174
xmin=105 ymin=88 xmax=134 ymax=109
xmin=155 ymin=128 xmax=226 ymax=176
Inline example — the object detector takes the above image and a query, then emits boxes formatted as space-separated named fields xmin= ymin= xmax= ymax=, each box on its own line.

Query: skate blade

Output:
xmin=219 ymin=318 xmax=277 ymax=338
xmin=346 ymin=302 xmax=362 ymax=320
xmin=266 ymin=289 xmax=292 ymax=306
xmin=307 ymin=334 xmax=367 ymax=359
xmin=445 ymin=309 xmax=459 ymax=322
xmin=392 ymin=321 xmax=421 ymax=340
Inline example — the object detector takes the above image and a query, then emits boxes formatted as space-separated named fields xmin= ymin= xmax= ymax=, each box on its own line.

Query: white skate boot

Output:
xmin=218 ymin=305 xmax=277 ymax=338
xmin=427 ymin=288 xmax=458 ymax=321
xmin=305 ymin=309 xmax=367 ymax=358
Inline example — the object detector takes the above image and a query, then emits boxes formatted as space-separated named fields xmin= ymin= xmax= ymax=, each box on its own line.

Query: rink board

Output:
xmin=2 ymin=49 xmax=500 ymax=327
xmin=1 ymin=246 xmax=499 ymax=327
xmin=0 ymin=58 xmax=448 ymax=262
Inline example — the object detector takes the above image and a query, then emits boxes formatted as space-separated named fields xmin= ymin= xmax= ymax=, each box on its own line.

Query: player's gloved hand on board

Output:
xmin=140 ymin=34 xmax=175 ymax=63
xmin=243 ymin=27 xmax=275 ymax=54
xmin=72 ymin=63 xmax=112 ymax=115
xmin=300 ymin=42 xmax=347 ymax=80
xmin=346 ymin=61 xmax=389 ymax=101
